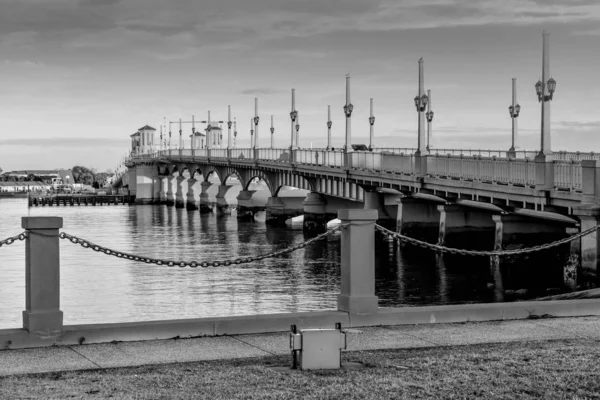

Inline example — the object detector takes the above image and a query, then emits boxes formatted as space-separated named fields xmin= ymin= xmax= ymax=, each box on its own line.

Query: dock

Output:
xmin=28 ymin=194 xmax=133 ymax=207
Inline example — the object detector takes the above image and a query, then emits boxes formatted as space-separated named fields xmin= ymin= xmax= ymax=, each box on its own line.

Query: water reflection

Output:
xmin=0 ymin=198 xmax=583 ymax=329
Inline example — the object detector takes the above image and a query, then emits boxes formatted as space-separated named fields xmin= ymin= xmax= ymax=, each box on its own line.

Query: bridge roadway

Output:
xmin=125 ymin=147 xmax=600 ymax=216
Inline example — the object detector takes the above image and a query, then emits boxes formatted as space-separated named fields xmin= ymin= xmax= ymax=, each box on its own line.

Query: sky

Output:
xmin=1 ymin=0 xmax=599 ymax=172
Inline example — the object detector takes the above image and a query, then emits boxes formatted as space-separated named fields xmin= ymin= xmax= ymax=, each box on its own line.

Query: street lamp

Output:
xmin=536 ymin=31 xmax=556 ymax=156
xmin=508 ymin=78 xmax=520 ymax=156
xmin=233 ymin=118 xmax=237 ymax=148
xmin=343 ymin=74 xmax=353 ymax=153
xmin=368 ymin=98 xmax=375 ymax=151
xmin=415 ymin=58 xmax=428 ymax=155
xmin=250 ymin=118 xmax=254 ymax=148
xmin=425 ymin=89 xmax=434 ymax=151
xmin=227 ymin=105 xmax=232 ymax=149
xmin=270 ymin=115 xmax=274 ymax=149
xmin=295 ymin=113 xmax=300 ymax=148
xmin=327 ymin=105 xmax=332 ymax=150
xmin=290 ymin=89 xmax=297 ymax=150
xmin=253 ymin=98 xmax=259 ymax=149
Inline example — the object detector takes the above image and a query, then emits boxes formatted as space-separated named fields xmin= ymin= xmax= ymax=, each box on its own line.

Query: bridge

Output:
xmin=123 ymin=31 xmax=599 ymax=287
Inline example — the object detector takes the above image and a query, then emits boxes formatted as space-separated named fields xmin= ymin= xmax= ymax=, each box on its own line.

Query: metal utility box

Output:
xmin=289 ymin=323 xmax=347 ymax=370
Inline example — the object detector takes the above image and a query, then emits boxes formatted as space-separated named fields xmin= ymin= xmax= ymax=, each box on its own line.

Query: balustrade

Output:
xmin=210 ymin=149 xmax=228 ymax=159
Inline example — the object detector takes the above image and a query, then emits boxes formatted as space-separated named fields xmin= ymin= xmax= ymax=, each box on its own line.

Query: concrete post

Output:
xmin=416 ymin=58 xmax=427 ymax=155
xmin=22 ymin=217 xmax=63 ymax=336
xmin=186 ymin=178 xmax=201 ymax=210
xmin=534 ymin=154 xmax=554 ymax=190
xmin=540 ymin=31 xmax=552 ymax=156
xmin=337 ymin=209 xmax=379 ymax=314
xmin=344 ymin=74 xmax=352 ymax=153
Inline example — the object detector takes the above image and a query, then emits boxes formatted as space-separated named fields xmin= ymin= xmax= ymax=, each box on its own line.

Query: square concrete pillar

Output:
xmin=581 ymin=160 xmax=600 ymax=204
xmin=22 ymin=217 xmax=64 ymax=336
xmin=337 ymin=209 xmax=379 ymax=315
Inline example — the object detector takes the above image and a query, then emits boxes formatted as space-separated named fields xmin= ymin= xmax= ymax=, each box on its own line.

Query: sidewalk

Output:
xmin=1 ymin=315 xmax=599 ymax=376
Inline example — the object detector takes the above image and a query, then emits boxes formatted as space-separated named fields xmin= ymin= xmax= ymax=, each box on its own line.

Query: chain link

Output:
xmin=58 ymin=225 xmax=344 ymax=268
xmin=0 ymin=232 xmax=28 ymax=248
xmin=375 ymin=224 xmax=600 ymax=257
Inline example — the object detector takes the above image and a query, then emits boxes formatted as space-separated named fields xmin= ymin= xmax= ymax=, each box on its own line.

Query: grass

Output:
xmin=1 ymin=339 xmax=600 ymax=399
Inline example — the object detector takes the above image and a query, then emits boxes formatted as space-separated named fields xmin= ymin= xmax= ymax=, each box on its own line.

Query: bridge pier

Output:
xmin=437 ymin=204 xmax=496 ymax=248
xmin=152 ymin=174 xmax=162 ymax=204
xmin=126 ymin=167 xmax=137 ymax=197
xmin=186 ymin=178 xmax=201 ymax=210
xmin=236 ymin=190 xmax=269 ymax=221
xmin=199 ymin=182 xmax=219 ymax=213
xmin=158 ymin=176 xmax=167 ymax=204
xmin=175 ymin=175 xmax=187 ymax=208
xmin=303 ymin=192 xmax=330 ymax=233
xmin=574 ymin=205 xmax=600 ymax=287
xmin=216 ymin=184 xmax=241 ymax=216
xmin=266 ymin=194 xmax=305 ymax=226
xmin=133 ymin=164 xmax=158 ymax=205
xmin=165 ymin=176 xmax=175 ymax=206
xmin=364 ymin=190 xmax=396 ymax=229
xmin=396 ymin=197 xmax=440 ymax=242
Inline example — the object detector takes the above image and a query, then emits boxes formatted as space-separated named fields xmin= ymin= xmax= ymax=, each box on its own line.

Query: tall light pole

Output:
xmin=295 ymin=112 xmax=300 ymax=148
xmin=160 ymin=125 xmax=163 ymax=151
xmin=535 ymin=31 xmax=557 ymax=156
xmin=227 ymin=105 xmax=232 ymax=149
xmin=508 ymin=79 xmax=521 ymax=157
xmin=253 ymin=98 xmax=259 ymax=149
xmin=414 ymin=58 xmax=428 ymax=155
xmin=426 ymin=89 xmax=434 ymax=151
xmin=250 ymin=118 xmax=254 ymax=148
xmin=168 ymin=123 xmax=172 ymax=149
xmin=327 ymin=105 xmax=332 ymax=150
xmin=270 ymin=115 xmax=274 ymax=149
xmin=368 ymin=98 xmax=375 ymax=151
xmin=290 ymin=89 xmax=298 ymax=149
xmin=178 ymin=118 xmax=183 ymax=149
xmin=343 ymin=74 xmax=353 ymax=153
xmin=191 ymin=114 xmax=196 ymax=149
xmin=233 ymin=119 xmax=237 ymax=148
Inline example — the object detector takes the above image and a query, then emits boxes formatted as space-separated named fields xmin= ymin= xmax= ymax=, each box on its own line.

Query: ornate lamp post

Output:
xmin=508 ymin=79 xmax=521 ymax=157
xmin=250 ymin=118 xmax=254 ymax=148
xmin=191 ymin=115 xmax=196 ymax=149
xmin=343 ymin=74 xmax=353 ymax=152
xmin=290 ymin=89 xmax=298 ymax=149
xmin=253 ymin=98 xmax=259 ymax=149
xmin=233 ymin=119 xmax=237 ymax=148
xmin=414 ymin=58 xmax=428 ymax=155
xmin=368 ymin=98 xmax=375 ymax=151
xmin=535 ymin=31 xmax=556 ymax=156
xmin=270 ymin=115 xmax=274 ymax=149
xmin=295 ymin=113 xmax=300 ymax=148
xmin=178 ymin=118 xmax=183 ymax=149
xmin=425 ymin=89 xmax=434 ymax=151
xmin=160 ymin=125 xmax=163 ymax=151
xmin=227 ymin=105 xmax=232 ymax=149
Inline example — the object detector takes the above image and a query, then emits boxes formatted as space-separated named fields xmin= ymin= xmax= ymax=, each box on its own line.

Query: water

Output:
xmin=0 ymin=198 xmax=573 ymax=329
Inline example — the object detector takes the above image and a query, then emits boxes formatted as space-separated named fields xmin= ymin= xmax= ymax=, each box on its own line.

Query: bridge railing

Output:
xmin=554 ymin=159 xmax=582 ymax=191
xmin=256 ymin=148 xmax=288 ymax=162
xmin=230 ymin=148 xmax=253 ymax=159
xmin=210 ymin=149 xmax=228 ymax=159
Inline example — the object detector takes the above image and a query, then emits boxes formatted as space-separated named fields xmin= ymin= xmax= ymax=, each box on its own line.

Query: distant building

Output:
xmin=1 ymin=169 xmax=74 ymax=184
xmin=131 ymin=125 xmax=156 ymax=155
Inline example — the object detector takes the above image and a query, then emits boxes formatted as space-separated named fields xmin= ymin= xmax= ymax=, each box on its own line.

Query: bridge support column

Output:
xmin=200 ymin=181 xmax=219 ymax=213
xmin=216 ymin=184 xmax=241 ymax=216
xmin=574 ymin=205 xmax=600 ymax=287
xmin=267 ymin=195 xmax=305 ymax=226
xmin=152 ymin=174 xmax=162 ymax=204
xmin=491 ymin=214 xmax=570 ymax=300
xmin=397 ymin=197 xmax=440 ymax=242
xmin=134 ymin=164 xmax=158 ymax=205
xmin=535 ymin=154 xmax=555 ymax=190
xmin=186 ymin=179 xmax=201 ymax=210
xmin=165 ymin=176 xmax=175 ymax=206
xmin=236 ymin=190 xmax=269 ymax=221
xmin=303 ymin=192 xmax=328 ymax=233
xmin=337 ymin=209 xmax=379 ymax=315
xmin=158 ymin=176 xmax=167 ymax=204
xmin=22 ymin=217 xmax=63 ymax=336
xmin=437 ymin=204 xmax=495 ymax=247
xmin=126 ymin=168 xmax=137 ymax=197
xmin=175 ymin=176 xmax=187 ymax=208
xmin=364 ymin=190 xmax=395 ymax=229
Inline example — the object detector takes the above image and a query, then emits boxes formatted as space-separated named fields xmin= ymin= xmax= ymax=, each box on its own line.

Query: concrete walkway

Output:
xmin=1 ymin=316 xmax=599 ymax=376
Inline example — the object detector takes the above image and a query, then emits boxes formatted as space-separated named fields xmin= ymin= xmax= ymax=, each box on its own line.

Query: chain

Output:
xmin=375 ymin=224 xmax=600 ymax=257
xmin=0 ymin=232 xmax=28 ymax=248
xmin=58 ymin=225 xmax=344 ymax=268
